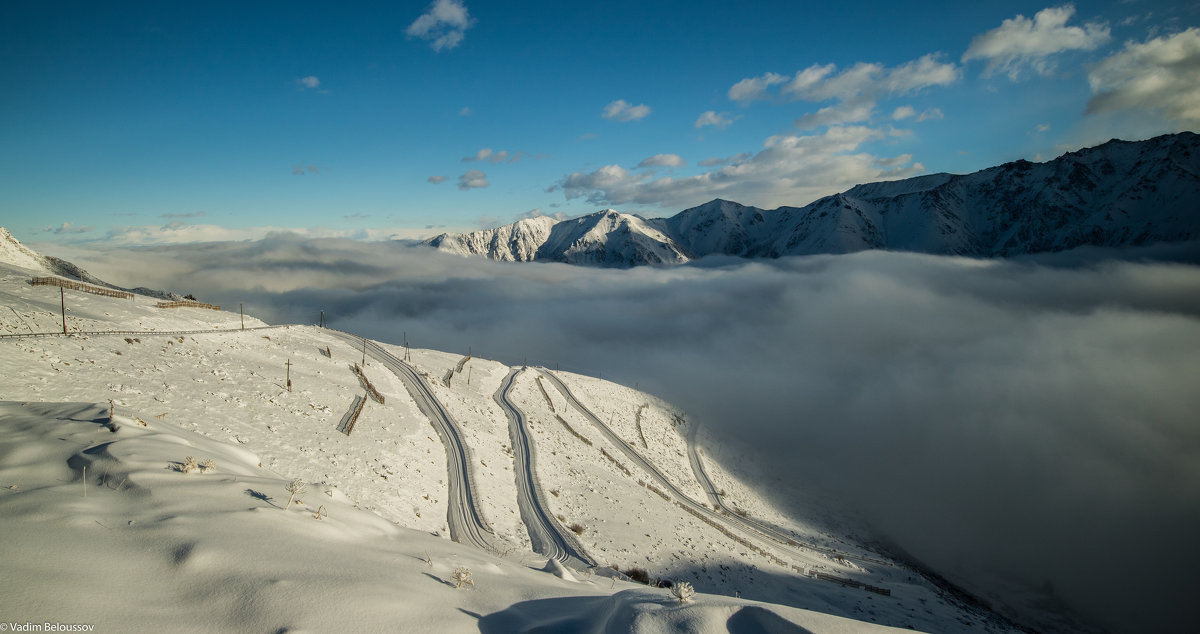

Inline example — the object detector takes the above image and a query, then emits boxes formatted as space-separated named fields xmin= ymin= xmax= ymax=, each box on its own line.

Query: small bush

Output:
xmin=452 ymin=566 xmax=474 ymax=589
xmin=569 ymin=522 xmax=584 ymax=535
xmin=671 ymin=581 xmax=695 ymax=603
xmin=624 ymin=567 xmax=650 ymax=585
xmin=284 ymin=478 xmax=307 ymax=509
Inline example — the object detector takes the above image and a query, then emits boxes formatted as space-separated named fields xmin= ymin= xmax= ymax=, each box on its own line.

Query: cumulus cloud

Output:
xmin=427 ymin=175 xmax=447 ymax=184
xmin=697 ymin=153 xmax=751 ymax=167
xmin=557 ymin=125 xmax=921 ymax=209
xmin=57 ymin=223 xmax=444 ymax=247
xmin=42 ymin=222 xmax=92 ymax=235
xmin=728 ymin=72 xmax=789 ymax=103
xmin=963 ymin=5 xmax=1111 ymax=79
xmin=1086 ymin=28 xmax=1200 ymax=128
xmin=891 ymin=105 xmax=916 ymax=120
xmin=458 ymin=106 xmax=472 ymax=116
xmin=732 ymin=55 xmax=957 ymax=107
xmin=516 ymin=207 xmax=567 ymax=222
xmin=406 ymin=0 xmax=473 ymax=51
xmin=296 ymin=76 xmax=320 ymax=90
xmin=788 ymin=55 xmax=959 ymax=103
xmin=461 ymin=148 xmax=522 ymax=164
xmin=636 ymin=153 xmax=685 ymax=169
xmin=457 ymin=169 xmax=488 ymax=190
xmin=915 ymin=107 xmax=943 ymax=122
xmin=793 ymin=102 xmax=874 ymax=130
xmin=601 ymin=99 xmax=652 ymax=122
xmin=66 ymin=239 xmax=1200 ymax=634
xmin=694 ymin=110 xmax=735 ymax=129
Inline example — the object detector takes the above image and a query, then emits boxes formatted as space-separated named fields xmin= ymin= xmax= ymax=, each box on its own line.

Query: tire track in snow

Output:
xmin=539 ymin=368 xmax=888 ymax=570
xmin=494 ymin=368 xmax=596 ymax=571
xmin=325 ymin=330 xmax=497 ymax=552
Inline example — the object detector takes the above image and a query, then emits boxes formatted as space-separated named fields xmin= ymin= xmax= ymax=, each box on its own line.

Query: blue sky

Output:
xmin=2 ymin=0 xmax=1197 ymax=246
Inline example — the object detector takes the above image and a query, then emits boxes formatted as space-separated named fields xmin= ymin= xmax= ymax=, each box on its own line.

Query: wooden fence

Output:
xmin=156 ymin=300 xmax=221 ymax=310
xmin=29 ymin=277 xmax=133 ymax=299
xmin=352 ymin=363 xmax=385 ymax=404
xmin=337 ymin=395 xmax=366 ymax=435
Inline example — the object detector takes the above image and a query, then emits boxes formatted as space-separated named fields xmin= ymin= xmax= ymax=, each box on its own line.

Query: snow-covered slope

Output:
xmin=0 ymin=236 xmax=1032 ymax=632
xmin=428 ymin=132 xmax=1200 ymax=266
xmin=429 ymin=215 xmax=558 ymax=262
xmin=1 ymin=226 xmax=53 ymax=272
xmin=431 ymin=210 xmax=689 ymax=266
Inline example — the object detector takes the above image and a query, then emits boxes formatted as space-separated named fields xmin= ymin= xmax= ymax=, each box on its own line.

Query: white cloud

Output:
xmin=461 ymin=148 xmax=523 ymax=164
xmin=296 ymin=76 xmax=320 ymax=90
xmin=728 ymin=72 xmax=789 ymax=103
xmin=694 ymin=110 xmax=735 ymax=129
xmin=782 ymin=55 xmax=959 ymax=103
xmin=457 ymin=169 xmax=488 ymax=190
xmin=730 ymin=55 xmax=957 ymax=132
xmin=458 ymin=106 xmax=472 ymax=116
xmin=43 ymin=222 xmax=93 ymax=235
xmin=79 ymin=223 xmax=448 ymax=247
xmin=892 ymin=105 xmax=916 ymax=120
xmin=1086 ymin=28 xmax=1200 ymax=128
xmin=557 ymin=125 xmax=922 ymax=209
xmin=697 ymin=153 xmax=751 ymax=167
xmin=636 ymin=154 xmax=685 ymax=169
xmin=962 ymin=5 xmax=1111 ymax=79
xmin=794 ymin=102 xmax=874 ymax=130
xmin=462 ymin=148 xmax=493 ymax=162
xmin=407 ymin=0 xmax=473 ymax=52
xmin=516 ymin=207 xmax=567 ymax=222
xmin=427 ymin=175 xmax=447 ymax=184
xmin=915 ymin=107 xmax=944 ymax=122
xmin=291 ymin=165 xmax=321 ymax=176
xmin=601 ymin=99 xmax=651 ymax=122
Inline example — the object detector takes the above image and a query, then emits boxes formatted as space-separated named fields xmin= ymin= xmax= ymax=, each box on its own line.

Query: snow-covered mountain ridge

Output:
xmin=428 ymin=132 xmax=1200 ymax=266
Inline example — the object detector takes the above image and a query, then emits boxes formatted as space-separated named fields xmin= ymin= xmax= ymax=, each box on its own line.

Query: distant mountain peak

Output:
xmin=427 ymin=132 xmax=1200 ymax=267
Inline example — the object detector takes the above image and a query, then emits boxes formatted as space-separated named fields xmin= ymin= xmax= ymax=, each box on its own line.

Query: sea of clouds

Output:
xmin=62 ymin=235 xmax=1200 ymax=633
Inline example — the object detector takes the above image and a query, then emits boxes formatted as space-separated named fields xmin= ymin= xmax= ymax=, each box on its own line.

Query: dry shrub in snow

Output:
xmin=452 ymin=566 xmax=474 ymax=589
xmin=671 ymin=581 xmax=695 ymax=602
xmin=284 ymin=478 xmax=307 ymax=509
xmin=624 ymin=567 xmax=650 ymax=585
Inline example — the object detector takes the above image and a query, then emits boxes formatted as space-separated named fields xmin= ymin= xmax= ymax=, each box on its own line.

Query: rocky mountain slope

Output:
xmin=429 ymin=132 xmax=1200 ymax=266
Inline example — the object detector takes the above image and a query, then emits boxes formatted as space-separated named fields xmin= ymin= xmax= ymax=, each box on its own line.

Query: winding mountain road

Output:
xmin=494 ymin=368 xmax=596 ymax=570
xmin=326 ymin=330 xmax=497 ymax=552
xmin=539 ymin=369 xmax=888 ymax=569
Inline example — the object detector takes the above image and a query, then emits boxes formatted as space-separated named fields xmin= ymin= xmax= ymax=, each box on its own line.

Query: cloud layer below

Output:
xmin=66 ymin=238 xmax=1200 ymax=633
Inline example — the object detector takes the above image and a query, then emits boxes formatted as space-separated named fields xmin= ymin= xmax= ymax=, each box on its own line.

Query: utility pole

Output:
xmin=319 ymin=310 xmax=325 ymax=328
xmin=361 ymin=338 xmax=366 ymax=367
xmin=286 ymin=358 xmax=292 ymax=392
xmin=60 ymin=288 xmax=67 ymax=335
xmin=240 ymin=303 xmax=244 ymax=331
xmin=468 ymin=366 xmax=472 ymax=385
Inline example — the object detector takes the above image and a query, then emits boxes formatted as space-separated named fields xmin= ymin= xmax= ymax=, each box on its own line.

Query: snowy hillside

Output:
xmin=428 ymin=132 xmax=1200 ymax=266
xmin=0 ymin=232 xmax=1030 ymax=632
